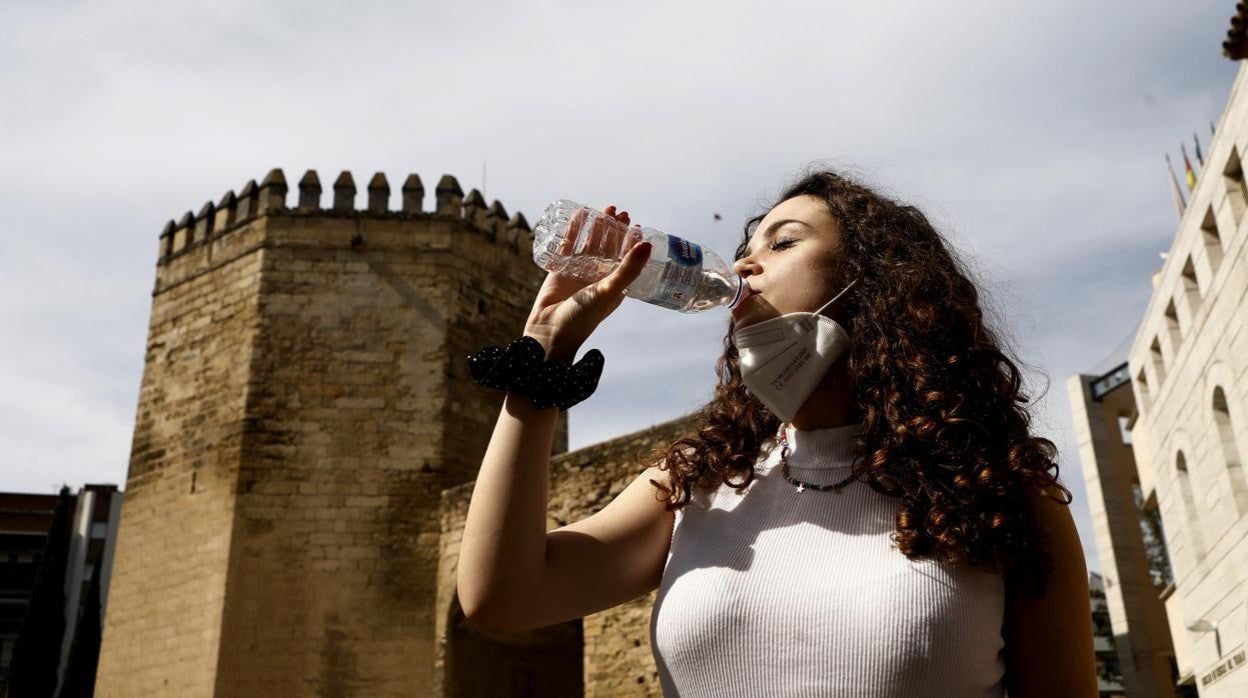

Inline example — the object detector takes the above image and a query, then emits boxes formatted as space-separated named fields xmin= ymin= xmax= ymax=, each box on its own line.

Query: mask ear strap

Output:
xmin=799 ymin=278 xmax=858 ymax=333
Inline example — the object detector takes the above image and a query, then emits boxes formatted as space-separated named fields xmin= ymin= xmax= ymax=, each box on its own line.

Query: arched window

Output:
xmin=1174 ymin=450 xmax=1206 ymax=564
xmin=1212 ymin=386 xmax=1248 ymax=515
xmin=1132 ymin=482 xmax=1173 ymax=589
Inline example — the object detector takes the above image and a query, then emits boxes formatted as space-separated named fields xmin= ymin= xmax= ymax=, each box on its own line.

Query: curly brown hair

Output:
xmin=643 ymin=168 xmax=1072 ymax=598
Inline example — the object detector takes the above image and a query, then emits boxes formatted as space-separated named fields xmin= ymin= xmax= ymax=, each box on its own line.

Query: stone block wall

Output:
xmin=439 ymin=414 xmax=695 ymax=697
xmin=98 ymin=167 xmax=574 ymax=697
xmin=95 ymin=202 xmax=268 ymax=696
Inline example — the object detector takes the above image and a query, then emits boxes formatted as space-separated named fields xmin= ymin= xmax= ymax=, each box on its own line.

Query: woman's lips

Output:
xmin=735 ymin=278 xmax=756 ymax=306
xmin=731 ymin=291 xmax=760 ymax=321
xmin=732 ymin=278 xmax=757 ymax=307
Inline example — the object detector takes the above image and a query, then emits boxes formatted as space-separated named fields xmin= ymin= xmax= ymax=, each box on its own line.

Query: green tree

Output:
xmin=7 ymin=486 xmax=73 ymax=698
xmin=1132 ymin=482 xmax=1174 ymax=588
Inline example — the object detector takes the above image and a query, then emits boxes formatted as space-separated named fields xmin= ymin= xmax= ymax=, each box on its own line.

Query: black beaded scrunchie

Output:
xmin=466 ymin=336 xmax=604 ymax=411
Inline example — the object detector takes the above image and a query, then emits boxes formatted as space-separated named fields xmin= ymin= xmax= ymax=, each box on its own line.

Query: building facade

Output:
xmin=1069 ymin=366 xmax=1189 ymax=696
xmin=0 ymin=484 xmax=123 ymax=694
xmin=1092 ymin=571 xmax=1130 ymax=697
xmin=1126 ymin=57 xmax=1248 ymax=694
xmin=0 ymin=491 xmax=61 ymax=686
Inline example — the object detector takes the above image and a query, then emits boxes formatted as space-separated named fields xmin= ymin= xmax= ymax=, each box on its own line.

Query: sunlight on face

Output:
xmin=731 ymin=195 xmax=849 ymax=328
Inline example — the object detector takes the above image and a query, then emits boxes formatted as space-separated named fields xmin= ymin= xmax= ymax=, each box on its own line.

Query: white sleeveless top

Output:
xmin=649 ymin=422 xmax=1006 ymax=697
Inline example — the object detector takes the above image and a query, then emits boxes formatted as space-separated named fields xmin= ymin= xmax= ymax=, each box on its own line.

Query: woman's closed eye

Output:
xmin=768 ymin=238 xmax=795 ymax=251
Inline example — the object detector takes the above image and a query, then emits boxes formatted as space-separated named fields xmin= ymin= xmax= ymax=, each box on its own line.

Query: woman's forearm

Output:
xmin=455 ymin=390 xmax=559 ymax=625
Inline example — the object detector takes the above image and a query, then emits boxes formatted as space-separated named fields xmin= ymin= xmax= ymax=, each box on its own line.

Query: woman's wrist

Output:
xmin=523 ymin=330 xmax=579 ymax=365
xmin=468 ymin=334 xmax=603 ymax=412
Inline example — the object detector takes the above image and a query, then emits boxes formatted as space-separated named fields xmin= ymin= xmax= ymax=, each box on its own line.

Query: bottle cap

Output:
xmin=728 ymin=275 xmax=754 ymax=309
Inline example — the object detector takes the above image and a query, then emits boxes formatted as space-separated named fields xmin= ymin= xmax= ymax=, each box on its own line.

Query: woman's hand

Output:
xmin=524 ymin=204 xmax=652 ymax=363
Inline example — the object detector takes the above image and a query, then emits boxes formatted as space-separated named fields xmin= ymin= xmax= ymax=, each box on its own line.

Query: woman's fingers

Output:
xmin=592 ymin=204 xmax=625 ymax=258
xmin=601 ymin=206 xmax=620 ymax=256
xmin=597 ymin=238 xmax=652 ymax=298
xmin=605 ymin=213 xmax=624 ymax=259
xmin=610 ymin=209 xmax=629 ymax=257
xmin=558 ymin=208 xmax=583 ymax=257
xmin=555 ymin=203 xmax=634 ymax=261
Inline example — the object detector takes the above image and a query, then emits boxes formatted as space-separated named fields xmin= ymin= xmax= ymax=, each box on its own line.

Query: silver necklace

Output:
xmin=777 ymin=422 xmax=857 ymax=494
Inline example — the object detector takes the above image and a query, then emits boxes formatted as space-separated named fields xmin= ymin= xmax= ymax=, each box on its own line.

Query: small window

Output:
xmin=1117 ymin=414 xmax=1134 ymax=445
xmin=1150 ymin=336 xmax=1166 ymax=383
xmin=1224 ymin=146 xmax=1246 ymax=226
xmin=1180 ymin=256 xmax=1200 ymax=299
xmin=1201 ymin=206 xmax=1223 ymax=274
xmin=1164 ymin=299 xmax=1182 ymax=339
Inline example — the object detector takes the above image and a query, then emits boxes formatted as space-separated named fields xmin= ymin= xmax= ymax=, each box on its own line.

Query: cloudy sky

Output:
xmin=2 ymin=0 xmax=1242 ymax=575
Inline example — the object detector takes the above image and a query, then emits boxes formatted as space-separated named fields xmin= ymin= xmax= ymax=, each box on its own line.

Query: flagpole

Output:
xmin=1180 ymin=143 xmax=1197 ymax=191
xmin=1166 ymin=154 xmax=1187 ymax=221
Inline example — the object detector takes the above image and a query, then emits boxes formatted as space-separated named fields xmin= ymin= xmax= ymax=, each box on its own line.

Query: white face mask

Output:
xmin=732 ymin=279 xmax=858 ymax=422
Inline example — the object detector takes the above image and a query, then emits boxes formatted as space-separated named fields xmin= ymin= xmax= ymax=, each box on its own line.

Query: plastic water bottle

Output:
xmin=531 ymin=200 xmax=753 ymax=313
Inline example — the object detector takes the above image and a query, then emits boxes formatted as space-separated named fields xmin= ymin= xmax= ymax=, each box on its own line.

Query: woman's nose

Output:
xmin=733 ymin=256 xmax=757 ymax=279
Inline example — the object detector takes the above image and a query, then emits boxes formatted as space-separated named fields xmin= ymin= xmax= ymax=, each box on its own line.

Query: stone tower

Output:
xmin=95 ymin=168 xmax=577 ymax=696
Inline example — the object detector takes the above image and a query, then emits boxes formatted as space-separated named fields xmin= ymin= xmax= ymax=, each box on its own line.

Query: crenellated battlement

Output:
xmin=156 ymin=168 xmax=535 ymax=267
xmin=107 ymin=159 xmax=579 ymax=696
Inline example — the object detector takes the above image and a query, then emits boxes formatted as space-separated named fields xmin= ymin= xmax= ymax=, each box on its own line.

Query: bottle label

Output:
xmin=648 ymin=236 xmax=703 ymax=310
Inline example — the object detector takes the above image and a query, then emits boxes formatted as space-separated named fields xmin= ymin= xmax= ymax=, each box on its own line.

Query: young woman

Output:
xmin=457 ymin=170 xmax=1098 ymax=697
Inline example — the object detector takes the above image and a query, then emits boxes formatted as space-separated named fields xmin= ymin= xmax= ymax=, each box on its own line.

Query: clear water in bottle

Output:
xmin=531 ymin=199 xmax=752 ymax=313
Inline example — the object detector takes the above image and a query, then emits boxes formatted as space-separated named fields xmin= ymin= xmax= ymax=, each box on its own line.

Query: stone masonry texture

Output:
xmin=96 ymin=168 xmax=695 ymax=697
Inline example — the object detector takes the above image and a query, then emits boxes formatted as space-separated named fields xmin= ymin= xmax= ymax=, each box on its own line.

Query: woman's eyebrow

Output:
xmin=744 ymin=219 xmax=812 ymax=257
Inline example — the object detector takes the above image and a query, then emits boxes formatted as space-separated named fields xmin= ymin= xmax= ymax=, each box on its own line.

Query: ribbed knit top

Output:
xmin=649 ymin=422 xmax=1005 ymax=697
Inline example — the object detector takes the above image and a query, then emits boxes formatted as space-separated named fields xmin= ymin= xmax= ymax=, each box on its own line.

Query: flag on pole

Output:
xmin=1193 ymin=132 xmax=1205 ymax=168
xmin=1180 ymin=143 xmax=1197 ymax=190
xmin=1166 ymin=154 xmax=1187 ymax=220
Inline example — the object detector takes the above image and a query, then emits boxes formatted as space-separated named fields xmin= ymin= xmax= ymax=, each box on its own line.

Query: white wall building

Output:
xmin=1070 ymin=8 xmax=1248 ymax=695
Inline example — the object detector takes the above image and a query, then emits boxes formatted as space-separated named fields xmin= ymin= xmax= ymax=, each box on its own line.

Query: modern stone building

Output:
xmin=0 ymin=491 xmax=66 ymax=687
xmin=1091 ymin=571 xmax=1129 ymax=697
xmin=0 ymin=484 xmax=123 ymax=693
xmin=1069 ymin=365 xmax=1188 ymax=696
xmin=1069 ymin=12 xmax=1248 ymax=695
xmin=94 ymin=167 xmax=690 ymax=696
